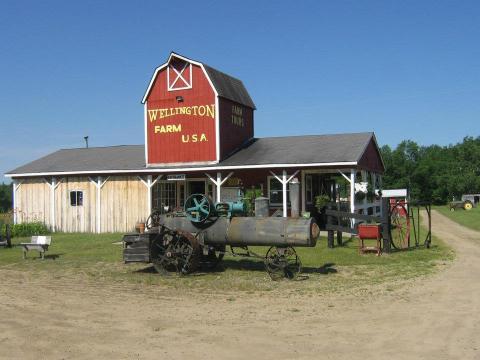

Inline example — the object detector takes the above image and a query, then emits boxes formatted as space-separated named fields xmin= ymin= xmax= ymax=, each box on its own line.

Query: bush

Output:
xmin=1 ymin=222 xmax=50 ymax=238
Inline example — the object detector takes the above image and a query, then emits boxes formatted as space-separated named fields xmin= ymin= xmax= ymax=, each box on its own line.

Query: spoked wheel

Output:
xmin=146 ymin=209 xmax=163 ymax=230
xmin=390 ymin=204 xmax=410 ymax=250
xmin=199 ymin=245 xmax=225 ymax=270
xmin=150 ymin=229 xmax=200 ymax=275
xmin=264 ymin=246 xmax=302 ymax=281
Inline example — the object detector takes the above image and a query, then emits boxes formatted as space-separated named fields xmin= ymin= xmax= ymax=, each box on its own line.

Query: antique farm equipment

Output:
xmin=408 ymin=202 xmax=432 ymax=249
xmin=357 ymin=224 xmax=382 ymax=255
xmin=389 ymin=201 xmax=410 ymax=250
xmin=123 ymin=194 xmax=320 ymax=280
xmin=449 ymin=199 xmax=474 ymax=211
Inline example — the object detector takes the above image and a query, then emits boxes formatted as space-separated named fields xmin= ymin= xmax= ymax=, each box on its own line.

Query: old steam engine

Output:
xmin=123 ymin=194 xmax=320 ymax=280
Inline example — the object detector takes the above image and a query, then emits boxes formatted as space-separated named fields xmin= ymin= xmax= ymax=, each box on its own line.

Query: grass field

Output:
xmin=0 ymin=229 xmax=454 ymax=294
xmin=434 ymin=205 xmax=480 ymax=232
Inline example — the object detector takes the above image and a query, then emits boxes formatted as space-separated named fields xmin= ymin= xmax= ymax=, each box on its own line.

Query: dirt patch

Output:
xmin=1 ymin=210 xmax=479 ymax=359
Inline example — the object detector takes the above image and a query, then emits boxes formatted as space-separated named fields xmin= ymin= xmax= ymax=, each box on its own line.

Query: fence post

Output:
xmin=327 ymin=204 xmax=334 ymax=248
xmin=336 ymin=231 xmax=343 ymax=246
xmin=381 ymin=198 xmax=391 ymax=253
xmin=6 ymin=224 xmax=11 ymax=248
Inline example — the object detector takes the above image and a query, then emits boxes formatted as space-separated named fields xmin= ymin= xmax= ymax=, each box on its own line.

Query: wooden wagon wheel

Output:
xmin=390 ymin=204 xmax=410 ymax=250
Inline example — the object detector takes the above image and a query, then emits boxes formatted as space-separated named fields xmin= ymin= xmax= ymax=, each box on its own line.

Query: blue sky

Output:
xmin=1 ymin=0 xmax=479 ymax=182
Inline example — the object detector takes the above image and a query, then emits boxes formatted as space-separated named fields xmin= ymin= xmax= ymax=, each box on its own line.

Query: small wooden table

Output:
xmin=20 ymin=236 xmax=51 ymax=259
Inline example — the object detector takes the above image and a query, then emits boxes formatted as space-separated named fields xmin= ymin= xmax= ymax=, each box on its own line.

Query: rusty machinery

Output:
xmin=123 ymin=194 xmax=320 ymax=280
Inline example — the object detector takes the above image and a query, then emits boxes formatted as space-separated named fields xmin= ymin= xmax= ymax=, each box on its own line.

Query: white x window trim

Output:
xmin=167 ymin=63 xmax=192 ymax=91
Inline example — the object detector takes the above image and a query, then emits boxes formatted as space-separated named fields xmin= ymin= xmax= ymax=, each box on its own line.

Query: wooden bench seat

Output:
xmin=20 ymin=236 xmax=52 ymax=259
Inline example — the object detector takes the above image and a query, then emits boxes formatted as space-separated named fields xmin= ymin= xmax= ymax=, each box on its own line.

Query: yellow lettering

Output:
xmin=173 ymin=124 xmax=181 ymax=132
xmin=148 ymin=110 xmax=158 ymax=122
xmin=154 ymin=125 xmax=160 ymax=133
xmin=148 ymin=105 xmax=216 ymax=120
xmin=166 ymin=125 xmax=172 ymax=132
xmin=182 ymin=135 xmax=189 ymax=143
xmin=192 ymin=134 xmax=198 ymax=142
xmin=200 ymin=134 xmax=207 ymax=142
xmin=160 ymin=125 xmax=166 ymax=133
xmin=206 ymin=104 xmax=215 ymax=118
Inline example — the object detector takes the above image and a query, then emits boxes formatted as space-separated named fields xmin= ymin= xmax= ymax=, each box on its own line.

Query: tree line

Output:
xmin=0 ymin=183 xmax=12 ymax=212
xmin=380 ymin=136 xmax=480 ymax=204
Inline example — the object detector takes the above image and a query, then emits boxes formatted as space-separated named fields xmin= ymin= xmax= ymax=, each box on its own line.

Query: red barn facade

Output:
xmin=143 ymin=53 xmax=255 ymax=165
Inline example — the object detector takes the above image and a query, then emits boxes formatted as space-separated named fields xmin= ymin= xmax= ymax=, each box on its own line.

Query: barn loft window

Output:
xmin=70 ymin=191 xmax=83 ymax=207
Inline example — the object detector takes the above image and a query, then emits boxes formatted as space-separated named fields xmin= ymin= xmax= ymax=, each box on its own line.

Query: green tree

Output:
xmin=0 ymin=183 xmax=13 ymax=212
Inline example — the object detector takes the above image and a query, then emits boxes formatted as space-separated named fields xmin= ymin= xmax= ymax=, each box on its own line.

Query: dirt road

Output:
xmin=1 ymin=210 xmax=479 ymax=360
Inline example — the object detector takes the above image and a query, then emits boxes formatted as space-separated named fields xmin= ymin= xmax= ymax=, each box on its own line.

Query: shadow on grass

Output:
xmin=44 ymin=253 xmax=63 ymax=260
xmin=22 ymin=253 xmax=64 ymax=260
xmin=131 ymin=260 xmax=338 ymax=279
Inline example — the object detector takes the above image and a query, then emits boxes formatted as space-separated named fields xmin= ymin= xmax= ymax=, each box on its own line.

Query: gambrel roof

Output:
xmin=142 ymin=52 xmax=256 ymax=109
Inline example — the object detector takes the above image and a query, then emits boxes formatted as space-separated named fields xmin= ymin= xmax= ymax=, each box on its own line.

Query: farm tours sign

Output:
xmin=148 ymin=104 xmax=214 ymax=143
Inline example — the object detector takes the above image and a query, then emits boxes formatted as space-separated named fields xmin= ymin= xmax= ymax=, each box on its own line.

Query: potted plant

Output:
xmin=355 ymin=191 xmax=366 ymax=202
xmin=314 ymin=194 xmax=330 ymax=212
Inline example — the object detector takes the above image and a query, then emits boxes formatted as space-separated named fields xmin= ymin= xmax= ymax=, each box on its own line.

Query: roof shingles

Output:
xmin=6 ymin=133 xmax=378 ymax=176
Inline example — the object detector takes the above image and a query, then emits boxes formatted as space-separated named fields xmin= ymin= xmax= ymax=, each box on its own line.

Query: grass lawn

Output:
xmin=434 ymin=205 xmax=480 ymax=232
xmin=0 ymin=229 xmax=454 ymax=294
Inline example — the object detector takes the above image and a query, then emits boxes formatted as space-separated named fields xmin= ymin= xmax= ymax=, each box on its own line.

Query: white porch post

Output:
xmin=216 ymin=172 xmax=221 ymax=202
xmin=89 ymin=176 xmax=109 ymax=233
xmin=270 ymin=170 xmax=299 ymax=218
xmin=51 ymin=177 xmax=56 ymax=232
xmin=350 ymin=169 xmax=356 ymax=227
xmin=44 ymin=177 xmax=62 ymax=232
xmin=147 ymin=175 xmax=153 ymax=216
xmin=12 ymin=180 xmax=18 ymax=224
xmin=205 ymin=172 xmax=234 ymax=203
xmin=282 ymin=170 xmax=287 ymax=217
xmin=301 ymin=170 xmax=306 ymax=213
xmin=138 ymin=175 xmax=162 ymax=217
xmin=96 ymin=177 xmax=102 ymax=234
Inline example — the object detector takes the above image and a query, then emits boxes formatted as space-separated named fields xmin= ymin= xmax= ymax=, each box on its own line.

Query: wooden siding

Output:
xmin=100 ymin=176 xmax=148 ymax=233
xmin=218 ymin=98 xmax=254 ymax=159
xmin=16 ymin=178 xmax=51 ymax=225
xmin=358 ymin=139 xmax=385 ymax=173
xmin=54 ymin=177 xmax=97 ymax=233
xmin=16 ymin=176 xmax=149 ymax=233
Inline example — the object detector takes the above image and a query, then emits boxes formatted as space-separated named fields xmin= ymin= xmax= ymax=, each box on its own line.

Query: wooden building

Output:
xmin=6 ymin=52 xmax=385 ymax=233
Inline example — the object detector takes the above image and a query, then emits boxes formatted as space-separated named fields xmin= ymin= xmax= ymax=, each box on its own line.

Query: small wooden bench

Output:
xmin=20 ymin=236 xmax=51 ymax=259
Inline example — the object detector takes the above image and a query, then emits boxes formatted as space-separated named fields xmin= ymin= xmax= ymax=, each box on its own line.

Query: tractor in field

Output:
xmin=449 ymin=194 xmax=479 ymax=211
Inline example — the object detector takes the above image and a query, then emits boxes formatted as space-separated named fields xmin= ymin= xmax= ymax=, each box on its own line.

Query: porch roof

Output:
xmin=6 ymin=132 xmax=383 ymax=177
